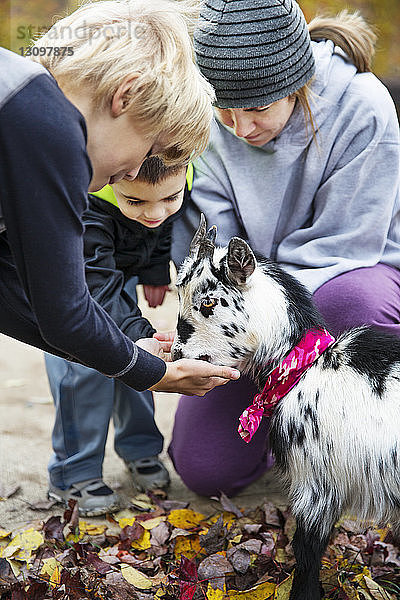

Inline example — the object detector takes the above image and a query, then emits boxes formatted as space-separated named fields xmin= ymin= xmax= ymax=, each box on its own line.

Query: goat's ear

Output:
xmin=227 ymin=238 xmax=256 ymax=285
xmin=189 ymin=213 xmax=207 ymax=257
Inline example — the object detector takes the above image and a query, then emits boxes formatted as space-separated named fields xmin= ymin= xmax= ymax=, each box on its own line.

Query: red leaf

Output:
xmin=179 ymin=555 xmax=198 ymax=600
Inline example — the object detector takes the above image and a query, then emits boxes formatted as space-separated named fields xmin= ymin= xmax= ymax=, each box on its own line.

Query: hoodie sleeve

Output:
xmin=276 ymin=77 xmax=400 ymax=293
xmin=83 ymin=206 xmax=156 ymax=341
xmin=0 ymin=71 xmax=165 ymax=390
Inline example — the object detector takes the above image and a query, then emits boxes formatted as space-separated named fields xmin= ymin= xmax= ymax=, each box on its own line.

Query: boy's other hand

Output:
xmin=149 ymin=359 xmax=241 ymax=396
xmin=153 ymin=330 xmax=174 ymax=353
xmin=136 ymin=337 xmax=166 ymax=360
xmin=143 ymin=284 xmax=170 ymax=307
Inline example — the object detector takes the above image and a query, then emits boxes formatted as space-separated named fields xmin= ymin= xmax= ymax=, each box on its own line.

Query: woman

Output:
xmin=169 ymin=0 xmax=400 ymax=497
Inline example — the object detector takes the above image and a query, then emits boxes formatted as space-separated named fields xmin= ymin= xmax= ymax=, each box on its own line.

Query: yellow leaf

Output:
xmin=3 ymin=529 xmax=44 ymax=562
xmin=274 ymin=571 xmax=294 ymax=599
xmin=79 ymin=521 xmax=107 ymax=536
xmin=168 ymin=509 xmax=205 ymax=530
xmin=119 ymin=517 xmax=136 ymax=529
xmin=357 ymin=575 xmax=394 ymax=600
xmin=208 ymin=511 xmax=236 ymax=529
xmin=115 ymin=509 xmax=137 ymax=524
xmin=131 ymin=529 xmax=151 ymax=550
xmin=228 ymin=580 xmax=276 ymax=599
xmin=174 ymin=534 xmax=204 ymax=561
xmin=120 ymin=564 xmax=153 ymax=589
xmin=140 ymin=516 xmax=166 ymax=530
xmin=206 ymin=583 xmax=228 ymax=599
xmin=274 ymin=548 xmax=286 ymax=563
xmin=50 ymin=564 xmax=62 ymax=587
xmin=340 ymin=582 xmax=360 ymax=600
xmin=6 ymin=559 xmax=21 ymax=577
xmin=0 ymin=528 xmax=11 ymax=539
xmin=40 ymin=557 xmax=59 ymax=579
xmin=231 ymin=534 xmax=242 ymax=544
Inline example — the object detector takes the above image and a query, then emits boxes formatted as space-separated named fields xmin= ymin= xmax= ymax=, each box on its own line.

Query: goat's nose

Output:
xmin=171 ymin=347 xmax=183 ymax=361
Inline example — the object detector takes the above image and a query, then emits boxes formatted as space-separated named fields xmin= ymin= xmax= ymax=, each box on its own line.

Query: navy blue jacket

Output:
xmin=83 ymin=190 xmax=188 ymax=341
xmin=0 ymin=48 xmax=166 ymax=390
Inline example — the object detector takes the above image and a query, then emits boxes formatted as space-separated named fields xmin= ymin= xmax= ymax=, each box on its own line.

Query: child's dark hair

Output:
xmin=136 ymin=156 xmax=186 ymax=185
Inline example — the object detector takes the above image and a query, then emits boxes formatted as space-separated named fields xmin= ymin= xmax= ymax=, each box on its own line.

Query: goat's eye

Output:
xmin=201 ymin=298 xmax=217 ymax=309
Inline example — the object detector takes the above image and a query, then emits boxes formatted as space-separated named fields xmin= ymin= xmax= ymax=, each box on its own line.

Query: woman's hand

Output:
xmin=149 ymin=359 xmax=240 ymax=396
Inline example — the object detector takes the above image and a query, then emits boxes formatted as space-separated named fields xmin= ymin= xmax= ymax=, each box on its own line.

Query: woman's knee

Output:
xmin=313 ymin=266 xmax=400 ymax=334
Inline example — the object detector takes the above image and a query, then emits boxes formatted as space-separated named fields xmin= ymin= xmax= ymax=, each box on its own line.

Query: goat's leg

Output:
xmin=289 ymin=521 xmax=332 ymax=600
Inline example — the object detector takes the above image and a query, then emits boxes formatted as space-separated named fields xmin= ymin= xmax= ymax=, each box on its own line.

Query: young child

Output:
xmin=45 ymin=157 xmax=192 ymax=516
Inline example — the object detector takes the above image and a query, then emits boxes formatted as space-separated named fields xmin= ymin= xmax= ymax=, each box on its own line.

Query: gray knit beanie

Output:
xmin=194 ymin=0 xmax=315 ymax=108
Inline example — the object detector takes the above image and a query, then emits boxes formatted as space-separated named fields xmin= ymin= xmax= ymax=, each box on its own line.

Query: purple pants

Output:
xmin=168 ymin=264 xmax=400 ymax=497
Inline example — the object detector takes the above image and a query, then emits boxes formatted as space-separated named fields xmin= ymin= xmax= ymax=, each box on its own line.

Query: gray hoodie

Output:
xmin=172 ymin=40 xmax=400 ymax=293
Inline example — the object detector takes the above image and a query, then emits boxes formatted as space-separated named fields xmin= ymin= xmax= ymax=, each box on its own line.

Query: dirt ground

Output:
xmin=0 ymin=286 xmax=287 ymax=531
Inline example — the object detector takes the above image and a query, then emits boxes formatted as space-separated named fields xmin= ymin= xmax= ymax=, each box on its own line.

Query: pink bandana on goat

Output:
xmin=238 ymin=328 xmax=336 ymax=443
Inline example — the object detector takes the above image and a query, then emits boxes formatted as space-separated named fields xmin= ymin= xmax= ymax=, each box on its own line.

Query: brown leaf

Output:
xmin=198 ymin=553 xmax=234 ymax=590
xmin=42 ymin=516 xmax=65 ymax=541
xmin=119 ymin=522 xmax=146 ymax=551
xmin=263 ymin=501 xmax=281 ymax=527
xmin=0 ymin=483 xmax=20 ymax=499
xmin=86 ymin=551 xmax=114 ymax=574
xmin=218 ymin=492 xmax=243 ymax=518
xmin=27 ymin=499 xmax=57 ymax=511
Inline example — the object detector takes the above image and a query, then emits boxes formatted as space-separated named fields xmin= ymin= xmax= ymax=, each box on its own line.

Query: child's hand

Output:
xmin=143 ymin=284 xmax=170 ymax=308
xmin=153 ymin=331 xmax=175 ymax=354
xmin=136 ymin=337 xmax=166 ymax=360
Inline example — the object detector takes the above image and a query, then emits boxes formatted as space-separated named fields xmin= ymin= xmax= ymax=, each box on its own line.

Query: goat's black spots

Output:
xmin=229 ymin=345 xmax=247 ymax=359
xmin=346 ymin=329 xmax=400 ymax=397
xmin=220 ymin=298 xmax=229 ymax=307
xmin=176 ymin=317 xmax=195 ymax=344
xmin=221 ymin=324 xmax=235 ymax=338
xmin=199 ymin=279 xmax=218 ymax=294
xmin=302 ymin=400 xmax=320 ymax=441
xmin=288 ymin=417 xmax=306 ymax=447
xmin=322 ymin=346 xmax=341 ymax=371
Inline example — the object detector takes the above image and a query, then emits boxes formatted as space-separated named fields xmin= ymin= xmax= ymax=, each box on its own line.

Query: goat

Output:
xmin=171 ymin=215 xmax=400 ymax=600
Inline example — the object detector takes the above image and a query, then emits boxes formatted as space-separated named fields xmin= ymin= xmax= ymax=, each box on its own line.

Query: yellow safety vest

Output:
xmin=92 ymin=162 xmax=193 ymax=207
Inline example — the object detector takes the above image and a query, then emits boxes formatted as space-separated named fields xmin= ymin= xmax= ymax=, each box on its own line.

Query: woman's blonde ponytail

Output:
xmin=308 ymin=10 xmax=377 ymax=73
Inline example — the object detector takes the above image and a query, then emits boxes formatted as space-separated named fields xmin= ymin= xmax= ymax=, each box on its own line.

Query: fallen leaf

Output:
xmin=206 ymin=583 xmax=228 ymax=599
xmin=168 ymin=509 xmax=205 ymax=530
xmin=198 ymin=552 xmax=234 ymax=590
xmin=174 ymin=534 xmax=204 ymax=561
xmin=274 ymin=571 xmax=294 ymax=599
xmin=3 ymin=528 xmax=44 ymax=562
xmin=228 ymin=580 xmax=276 ymax=599
xmin=131 ymin=529 xmax=151 ymax=550
xmin=0 ymin=483 xmax=20 ymax=500
xmin=0 ymin=529 xmax=11 ymax=539
xmin=140 ymin=516 xmax=166 ymax=530
xmin=120 ymin=564 xmax=153 ymax=589
xmin=218 ymin=492 xmax=243 ymax=518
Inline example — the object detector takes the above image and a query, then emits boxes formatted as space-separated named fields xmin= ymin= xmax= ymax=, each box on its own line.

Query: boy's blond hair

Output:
xmin=32 ymin=0 xmax=215 ymax=165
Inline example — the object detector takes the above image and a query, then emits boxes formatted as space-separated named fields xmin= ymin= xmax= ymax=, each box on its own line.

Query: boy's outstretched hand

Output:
xmin=136 ymin=333 xmax=241 ymax=396
xmin=149 ymin=359 xmax=240 ymax=396
xmin=143 ymin=284 xmax=170 ymax=308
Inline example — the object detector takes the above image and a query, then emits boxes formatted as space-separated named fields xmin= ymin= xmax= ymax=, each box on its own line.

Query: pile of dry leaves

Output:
xmin=1 ymin=491 xmax=400 ymax=599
